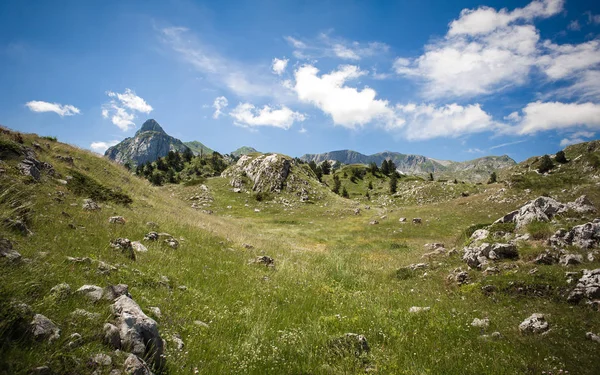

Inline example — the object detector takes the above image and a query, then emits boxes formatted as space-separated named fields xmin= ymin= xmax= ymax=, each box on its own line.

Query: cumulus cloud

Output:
xmin=212 ymin=96 xmax=228 ymax=119
xmin=230 ymin=103 xmax=305 ymax=129
xmin=397 ymin=103 xmax=498 ymax=140
xmin=568 ymin=20 xmax=581 ymax=31
xmin=102 ymin=89 xmax=152 ymax=131
xmin=510 ymin=101 xmax=600 ymax=134
xmin=560 ymin=131 xmax=596 ymax=147
xmin=271 ymin=58 xmax=288 ymax=75
xmin=292 ymin=64 xmax=401 ymax=129
xmin=25 ymin=101 xmax=80 ymax=116
xmin=90 ymin=140 xmax=119 ymax=154
xmin=393 ymin=0 xmax=600 ymax=99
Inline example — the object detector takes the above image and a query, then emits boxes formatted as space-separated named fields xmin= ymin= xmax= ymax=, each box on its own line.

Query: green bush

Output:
xmin=255 ymin=191 xmax=272 ymax=202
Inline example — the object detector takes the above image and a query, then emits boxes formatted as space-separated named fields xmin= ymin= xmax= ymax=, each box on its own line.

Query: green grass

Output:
xmin=0 ymin=130 xmax=599 ymax=374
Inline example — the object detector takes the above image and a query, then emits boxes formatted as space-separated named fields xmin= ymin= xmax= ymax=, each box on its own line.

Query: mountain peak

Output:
xmin=137 ymin=119 xmax=165 ymax=134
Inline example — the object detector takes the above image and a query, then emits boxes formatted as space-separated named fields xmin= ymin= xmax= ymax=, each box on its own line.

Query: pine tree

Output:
xmin=488 ymin=171 xmax=497 ymax=184
xmin=321 ymin=160 xmax=331 ymax=175
xmin=428 ymin=172 xmax=434 ymax=181
xmin=381 ymin=160 xmax=389 ymax=175
xmin=332 ymin=174 xmax=341 ymax=194
xmin=341 ymin=186 xmax=349 ymax=198
xmin=368 ymin=181 xmax=373 ymax=190
xmin=389 ymin=173 xmax=398 ymax=193
xmin=555 ymin=150 xmax=567 ymax=163
xmin=538 ymin=155 xmax=554 ymax=173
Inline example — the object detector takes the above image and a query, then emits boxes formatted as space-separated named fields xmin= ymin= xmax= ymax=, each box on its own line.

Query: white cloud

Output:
xmin=102 ymin=89 xmax=152 ymax=131
xmin=568 ymin=20 xmax=581 ymax=31
xmin=161 ymin=27 xmax=290 ymax=100
xmin=284 ymin=33 xmax=389 ymax=61
xmin=586 ymin=12 xmax=600 ymax=25
xmin=397 ymin=103 xmax=497 ymax=140
xmin=230 ymin=103 xmax=305 ymax=129
xmin=537 ymin=40 xmax=600 ymax=80
xmin=447 ymin=0 xmax=563 ymax=36
xmin=271 ymin=58 xmax=288 ymax=75
xmin=106 ymin=88 xmax=153 ymax=113
xmin=467 ymin=148 xmax=485 ymax=153
xmin=299 ymin=127 xmax=308 ymax=134
xmin=489 ymin=140 xmax=527 ymax=150
xmin=25 ymin=101 xmax=80 ymax=116
xmin=513 ymin=101 xmax=600 ymax=134
xmin=212 ymin=96 xmax=228 ymax=119
xmin=90 ymin=140 xmax=119 ymax=154
xmin=560 ymin=131 xmax=596 ymax=147
xmin=292 ymin=64 xmax=401 ymax=129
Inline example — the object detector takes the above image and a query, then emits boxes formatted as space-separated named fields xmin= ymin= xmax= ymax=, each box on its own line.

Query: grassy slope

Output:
xmin=1 ymin=130 xmax=600 ymax=374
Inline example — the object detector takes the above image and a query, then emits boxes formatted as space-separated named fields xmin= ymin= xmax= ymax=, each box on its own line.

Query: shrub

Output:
xmin=538 ymin=155 xmax=554 ymax=173
xmin=555 ymin=150 xmax=567 ymax=163
xmin=488 ymin=171 xmax=497 ymax=184
xmin=42 ymin=136 xmax=57 ymax=142
xmin=255 ymin=191 xmax=272 ymax=202
xmin=341 ymin=187 xmax=349 ymax=198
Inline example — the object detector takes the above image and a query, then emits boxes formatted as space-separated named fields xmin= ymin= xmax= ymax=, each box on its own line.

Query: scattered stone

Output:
xmin=148 ymin=307 xmax=161 ymax=319
xmin=98 ymin=261 xmax=118 ymax=275
xmin=483 ymin=266 xmax=500 ymax=275
xmin=369 ymin=220 xmax=379 ymax=225
xmin=82 ymin=198 xmax=101 ymax=211
xmin=103 ymin=284 xmax=131 ymax=300
xmin=471 ymin=318 xmax=490 ymax=329
xmin=559 ymin=253 xmax=583 ymax=266
xmin=463 ymin=242 xmax=518 ymax=269
xmin=177 ymin=285 xmax=187 ymax=291
xmin=66 ymin=256 xmax=92 ymax=264
xmin=0 ymin=238 xmax=22 ymax=261
xmin=67 ymin=332 xmax=83 ymax=349
xmin=109 ymin=216 xmax=126 ymax=224
xmin=567 ymin=195 xmax=596 ymax=214
xmin=447 ymin=269 xmax=470 ymax=285
xmin=533 ymin=250 xmax=559 ymax=265
xmin=330 ymin=333 xmax=369 ymax=357
xmin=470 ymin=229 xmax=490 ymax=242
xmin=103 ymin=323 xmax=121 ymax=349
xmin=18 ymin=158 xmax=41 ymax=180
xmin=242 ymin=243 xmax=254 ymax=249
xmin=122 ymin=354 xmax=153 ymax=375
xmin=91 ymin=353 xmax=112 ymax=367
xmin=481 ymin=285 xmax=498 ymax=294
xmin=49 ymin=283 xmax=71 ymax=300
xmin=110 ymin=238 xmax=136 ymax=260
xmin=254 ymin=255 xmax=274 ymax=266
xmin=146 ymin=222 xmax=159 ymax=229
xmin=170 ymin=334 xmax=185 ymax=351
xmin=163 ymin=238 xmax=179 ymax=249
xmin=409 ymin=306 xmax=430 ymax=313
xmin=519 ymin=313 xmax=549 ymax=334
xmin=586 ymin=332 xmax=600 ymax=344
xmin=194 ymin=320 xmax=209 ymax=328
xmin=567 ymin=269 xmax=600 ymax=303
xmin=144 ymin=232 xmax=159 ymax=241
xmin=130 ymin=241 xmax=147 ymax=253
xmin=111 ymin=295 xmax=164 ymax=369
xmin=412 ymin=218 xmax=422 ymax=224
xmin=399 ymin=217 xmax=407 ymax=222
xmin=29 ymin=366 xmax=51 ymax=375
xmin=77 ymin=285 xmax=104 ymax=302
xmin=31 ymin=314 xmax=60 ymax=342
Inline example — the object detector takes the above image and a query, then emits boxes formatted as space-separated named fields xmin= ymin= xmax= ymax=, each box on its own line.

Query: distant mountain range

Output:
xmin=300 ymin=150 xmax=516 ymax=182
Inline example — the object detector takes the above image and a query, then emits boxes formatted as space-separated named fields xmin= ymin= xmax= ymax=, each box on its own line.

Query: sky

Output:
xmin=1 ymin=0 xmax=600 ymax=162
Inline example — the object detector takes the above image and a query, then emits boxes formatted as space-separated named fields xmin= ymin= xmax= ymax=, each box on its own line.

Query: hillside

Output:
xmin=231 ymin=146 xmax=259 ymax=157
xmin=183 ymin=141 xmax=213 ymax=156
xmin=301 ymin=150 xmax=516 ymax=182
xmin=105 ymin=119 xmax=190 ymax=166
xmin=1 ymin=126 xmax=600 ymax=374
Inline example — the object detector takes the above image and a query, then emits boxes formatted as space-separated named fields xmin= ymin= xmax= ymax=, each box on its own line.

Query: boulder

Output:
xmin=103 ymin=323 xmax=121 ymax=349
xmin=110 ymin=238 xmax=136 ymax=260
xmin=30 ymin=314 xmax=60 ymax=342
xmin=549 ymin=221 xmax=600 ymax=249
xmin=463 ymin=242 xmax=518 ymax=269
xmin=82 ymin=198 xmax=101 ymax=211
xmin=470 ymin=229 xmax=490 ymax=242
xmin=111 ymin=296 xmax=164 ymax=369
xmin=103 ymin=284 xmax=131 ymax=300
xmin=518 ymin=313 xmax=549 ymax=334
xmin=567 ymin=269 xmax=600 ymax=303
xmin=122 ymin=354 xmax=153 ymax=375
xmin=132 ymin=241 xmax=148 ymax=252
xmin=76 ymin=285 xmax=104 ymax=302
xmin=18 ymin=158 xmax=41 ymax=180
xmin=0 ymin=238 xmax=22 ymax=261
xmin=144 ymin=232 xmax=159 ymax=241
xmin=533 ymin=250 xmax=559 ymax=265
xmin=559 ymin=253 xmax=583 ymax=266
xmin=221 ymin=153 xmax=292 ymax=193
xmin=494 ymin=196 xmax=566 ymax=229
xmin=567 ymin=195 xmax=596 ymax=214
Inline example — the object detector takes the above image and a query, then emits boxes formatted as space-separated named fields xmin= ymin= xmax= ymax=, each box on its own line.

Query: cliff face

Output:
xmin=105 ymin=119 xmax=190 ymax=165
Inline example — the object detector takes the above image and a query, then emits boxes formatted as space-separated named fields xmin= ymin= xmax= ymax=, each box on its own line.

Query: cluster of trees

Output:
xmin=538 ymin=151 xmax=568 ymax=174
xmin=307 ymin=160 xmax=332 ymax=181
xmin=133 ymin=149 xmax=229 ymax=186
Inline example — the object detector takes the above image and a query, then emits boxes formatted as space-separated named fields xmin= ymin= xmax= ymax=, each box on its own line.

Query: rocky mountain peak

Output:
xmin=137 ymin=119 xmax=166 ymax=135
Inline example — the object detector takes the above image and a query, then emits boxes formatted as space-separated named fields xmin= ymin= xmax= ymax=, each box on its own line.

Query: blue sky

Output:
xmin=1 ymin=0 xmax=599 ymax=162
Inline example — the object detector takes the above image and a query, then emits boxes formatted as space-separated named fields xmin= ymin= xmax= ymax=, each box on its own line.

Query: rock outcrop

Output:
xmin=30 ymin=314 xmax=60 ymax=342
xmin=567 ymin=269 xmax=600 ymax=303
xmin=549 ymin=220 xmax=600 ymax=249
xmin=463 ymin=242 xmax=518 ymax=269
xmin=519 ymin=313 xmax=549 ymax=334
xmin=222 ymin=153 xmax=291 ymax=193
xmin=105 ymin=119 xmax=190 ymax=166
xmin=111 ymin=295 xmax=164 ymax=369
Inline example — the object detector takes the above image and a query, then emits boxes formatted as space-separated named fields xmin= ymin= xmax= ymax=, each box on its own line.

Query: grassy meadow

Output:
xmin=1 ymin=130 xmax=600 ymax=374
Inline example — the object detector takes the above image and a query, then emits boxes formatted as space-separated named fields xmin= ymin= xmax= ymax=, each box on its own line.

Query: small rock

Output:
xmin=103 ymin=323 xmax=121 ymax=349
xmin=369 ymin=220 xmax=379 ymax=225
xmin=76 ymin=285 xmax=104 ymax=302
xmin=559 ymin=253 xmax=583 ymax=266
xmin=330 ymin=333 xmax=369 ymax=357
xmin=71 ymin=309 xmax=100 ymax=320
xmin=148 ymin=307 xmax=161 ymax=319
xmin=399 ymin=217 xmax=407 ymax=222
xmin=31 ymin=314 xmax=61 ymax=342
xmin=109 ymin=216 xmax=126 ymax=224
xmin=409 ymin=306 xmax=430 ymax=313
xmin=254 ymin=255 xmax=274 ymax=266
xmin=171 ymin=334 xmax=184 ymax=351
xmin=103 ymin=284 xmax=131 ymax=300
xmin=163 ymin=238 xmax=179 ymax=249
xmin=0 ymin=238 xmax=22 ymax=261
xmin=110 ymin=238 xmax=136 ymax=260
xmin=144 ymin=232 xmax=159 ymax=241
xmin=471 ymin=318 xmax=490 ymax=329
xmin=67 ymin=333 xmax=83 ymax=349
xmin=82 ymin=198 xmax=100 ymax=211
xmin=49 ymin=283 xmax=71 ymax=300
xmin=193 ymin=320 xmax=209 ymax=328
xmin=519 ymin=313 xmax=549 ymax=334
xmin=412 ymin=218 xmax=422 ymax=224
xmin=29 ymin=366 xmax=51 ymax=375
xmin=91 ymin=353 xmax=112 ymax=367
xmin=586 ymin=332 xmax=600 ymax=344
xmin=122 ymin=354 xmax=153 ymax=375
